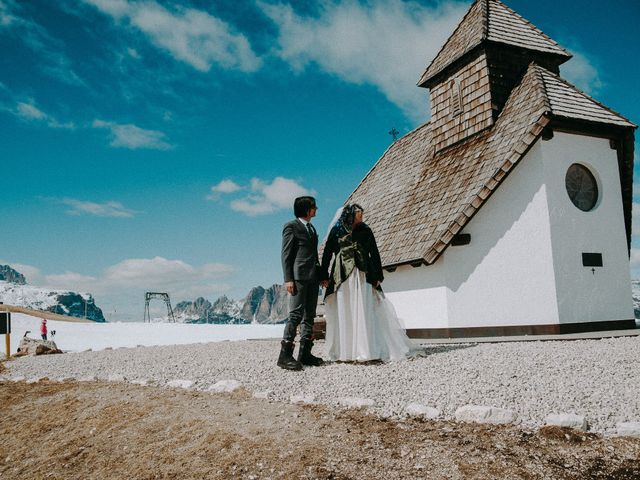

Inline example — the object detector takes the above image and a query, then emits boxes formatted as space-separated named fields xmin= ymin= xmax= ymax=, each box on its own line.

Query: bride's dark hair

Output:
xmin=337 ymin=203 xmax=364 ymax=230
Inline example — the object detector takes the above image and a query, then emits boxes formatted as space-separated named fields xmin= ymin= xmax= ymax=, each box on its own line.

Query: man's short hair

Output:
xmin=294 ymin=196 xmax=317 ymax=218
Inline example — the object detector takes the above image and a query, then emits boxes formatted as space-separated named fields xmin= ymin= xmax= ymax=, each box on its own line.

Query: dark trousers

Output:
xmin=282 ymin=279 xmax=319 ymax=342
xmin=41 ymin=334 xmax=47 ymax=341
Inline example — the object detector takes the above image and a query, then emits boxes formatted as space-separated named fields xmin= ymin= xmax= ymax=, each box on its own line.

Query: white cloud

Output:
xmin=34 ymin=257 xmax=234 ymax=301
xmin=259 ymin=0 xmax=468 ymax=123
xmin=208 ymin=179 xmax=242 ymax=199
xmin=102 ymin=257 xmax=235 ymax=290
xmin=213 ymin=176 xmax=315 ymax=216
xmin=171 ymin=283 xmax=232 ymax=300
xmin=92 ymin=119 xmax=173 ymax=150
xmin=60 ymin=198 xmax=138 ymax=218
xmin=45 ymin=271 xmax=98 ymax=286
xmin=10 ymin=99 xmax=75 ymax=129
xmin=16 ymin=101 xmax=46 ymax=120
xmin=85 ymin=0 xmax=130 ymax=18
xmin=560 ymin=49 xmax=603 ymax=95
xmin=83 ymin=0 xmax=261 ymax=73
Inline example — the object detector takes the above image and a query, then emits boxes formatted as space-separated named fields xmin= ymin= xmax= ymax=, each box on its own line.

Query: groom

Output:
xmin=277 ymin=196 xmax=324 ymax=370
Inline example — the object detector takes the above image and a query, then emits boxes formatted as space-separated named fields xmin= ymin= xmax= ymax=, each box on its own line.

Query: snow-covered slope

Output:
xmin=6 ymin=313 xmax=283 ymax=352
xmin=0 ymin=281 xmax=105 ymax=322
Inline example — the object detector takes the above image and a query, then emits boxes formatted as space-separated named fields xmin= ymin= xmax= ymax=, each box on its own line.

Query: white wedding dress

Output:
xmin=324 ymin=268 xmax=416 ymax=362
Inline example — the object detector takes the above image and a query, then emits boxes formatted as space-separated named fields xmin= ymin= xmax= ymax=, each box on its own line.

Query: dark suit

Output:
xmin=281 ymin=218 xmax=320 ymax=342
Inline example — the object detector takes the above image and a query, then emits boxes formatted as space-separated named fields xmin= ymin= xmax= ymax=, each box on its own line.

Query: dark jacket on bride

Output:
xmin=321 ymin=222 xmax=384 ymax=297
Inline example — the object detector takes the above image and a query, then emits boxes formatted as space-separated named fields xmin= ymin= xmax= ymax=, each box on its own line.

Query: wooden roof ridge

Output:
xmin=344 ymin=121 xmax=432 ymax=205
xmin=529 ymin=62 xmax=553 ymax=113
xmin=418 ymin=0 xmax=571 ymax=87
xmin=485 ymin=0 xmax=571 ymax=58
xmin=417 ymin=0 xmax=485 ymax=87
xmin=533 ymin=64 xmax=637 ymax=128
xmin=421 ymin=64 xmax=552 ymax=265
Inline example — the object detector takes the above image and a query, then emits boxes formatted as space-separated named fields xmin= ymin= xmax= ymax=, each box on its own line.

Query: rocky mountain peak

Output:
xmin=174 ymin=283 xmax=289 ymax=324
xmin=0 ymin=265 xmax=27 ymax=285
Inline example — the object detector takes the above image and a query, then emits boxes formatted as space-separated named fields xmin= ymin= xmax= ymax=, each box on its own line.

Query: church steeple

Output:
xmin=419 ymin=0 xmax=572 ymax=152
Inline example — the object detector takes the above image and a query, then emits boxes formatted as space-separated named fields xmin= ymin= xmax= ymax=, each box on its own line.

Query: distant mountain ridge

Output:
xmin=0 ymin=265 xmax=105 ymax=322
xmin=631 ymin=280 xmax=640 ymax=319
xmin=0 ymin=265 xmax=26 ymax=285
xmin=174 ymin=284 xmax=289 ymax=324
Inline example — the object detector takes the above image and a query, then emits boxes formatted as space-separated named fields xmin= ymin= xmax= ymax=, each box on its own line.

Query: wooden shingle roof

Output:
xmin=537 ymin=67 xmax=636 ymax=128
xmin=418 ymin=0 xmax=571 ymax=87
xmin=348 ymin=64 xmax=635 ymax=268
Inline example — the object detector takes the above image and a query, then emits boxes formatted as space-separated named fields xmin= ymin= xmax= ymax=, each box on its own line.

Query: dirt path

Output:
xmin=1 ymin=380 xmax=639 ymax=479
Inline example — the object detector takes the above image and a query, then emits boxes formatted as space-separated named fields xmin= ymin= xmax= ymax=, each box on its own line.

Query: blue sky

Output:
xmin=1 ymin=0 xmax=638 ymax=321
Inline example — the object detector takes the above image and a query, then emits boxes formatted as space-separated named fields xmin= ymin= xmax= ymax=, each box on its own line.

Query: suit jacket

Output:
xmin=281 ymin=219 xmax=321 ymax=283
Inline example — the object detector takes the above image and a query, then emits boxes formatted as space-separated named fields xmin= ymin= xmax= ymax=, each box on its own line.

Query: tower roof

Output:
xmin=418 ymin=0 xmax=572 ymax=87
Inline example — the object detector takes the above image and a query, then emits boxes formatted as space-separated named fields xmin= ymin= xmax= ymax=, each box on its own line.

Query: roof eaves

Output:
xmin=419 ymin=45 xmax=485 ymax=90
xmin=384 ymin=257 xmax=427 ymax=270
xmin=422 ymin=114 xmax=551 ymax=266
xmin=541 ymin=67 xmax=637 ymax=129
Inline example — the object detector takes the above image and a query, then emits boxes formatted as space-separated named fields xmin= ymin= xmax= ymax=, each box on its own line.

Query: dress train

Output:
xmin=324 ymin=268 xmax=416 ymax=362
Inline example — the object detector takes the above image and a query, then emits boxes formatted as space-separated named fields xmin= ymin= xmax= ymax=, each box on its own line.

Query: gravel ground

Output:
xmin=3 ymin=336 xmax=639 ymax=434
xmin=4 ymin=380 xmax=640 ymax=479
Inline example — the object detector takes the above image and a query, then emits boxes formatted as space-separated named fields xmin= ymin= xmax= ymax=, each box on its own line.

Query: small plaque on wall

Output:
xmin=582 ymin=253 xmax=603 ymax=267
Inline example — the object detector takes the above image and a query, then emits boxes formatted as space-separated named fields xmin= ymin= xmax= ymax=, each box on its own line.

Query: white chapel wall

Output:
xmin=383 ymin=261 xmax=448 ymax=329
xmin=540 ymin=132 xmax=633 ymax=323
xmin=443 ymin=140 xmax=560 ymax=327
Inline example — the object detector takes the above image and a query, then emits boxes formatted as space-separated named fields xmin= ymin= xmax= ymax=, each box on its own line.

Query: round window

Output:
xmin=565 ymin=163 xmax=598 ymax=212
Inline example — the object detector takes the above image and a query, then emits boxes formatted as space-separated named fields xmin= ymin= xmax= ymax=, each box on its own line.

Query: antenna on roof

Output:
xmin=388 ymin=127 xmax=399 ymax=142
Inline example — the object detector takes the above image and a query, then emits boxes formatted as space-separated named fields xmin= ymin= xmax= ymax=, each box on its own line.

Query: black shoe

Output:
xmin=298 ymin=339 xmax=324 ymax=366
xmin=277 ymin=340 xmax=302 ymax=371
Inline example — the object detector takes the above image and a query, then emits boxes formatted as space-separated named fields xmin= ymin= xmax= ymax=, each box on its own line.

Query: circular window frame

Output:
xmin=565 ymin=163 xmax=600 ymax=212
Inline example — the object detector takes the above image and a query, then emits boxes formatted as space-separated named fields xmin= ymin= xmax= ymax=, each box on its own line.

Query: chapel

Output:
xmin=345 ymin=0 xmax=636 ymax=337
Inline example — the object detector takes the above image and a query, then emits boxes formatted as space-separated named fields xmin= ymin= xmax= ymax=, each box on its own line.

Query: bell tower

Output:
xmin=418 ymin=0 xmax=572 ymax=152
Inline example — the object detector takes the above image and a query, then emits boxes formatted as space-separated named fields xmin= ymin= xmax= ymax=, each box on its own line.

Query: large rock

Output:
xmin=338 ymin=397 xmax=375 ymax=409
xmin=208 ymin=380 xmax=243 ymax=393
xmin=166 ymin=379 xmax=194 ymax=389
xmin=544 ymin=413 xmax=588 ymax=431
xmin=405 ymin=403 xmax=440 ymax=419
xmin=455 ymin=405 xmax=518 ymax=425
xmin=16 ymin=337 xmax=62 ymax=356
xmin=616 ymin=422 xmax=640 ymax=437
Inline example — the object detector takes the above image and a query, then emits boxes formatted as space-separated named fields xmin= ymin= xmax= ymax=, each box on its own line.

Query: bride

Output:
xmin=320 ymin=204 xmax=416 ymax=362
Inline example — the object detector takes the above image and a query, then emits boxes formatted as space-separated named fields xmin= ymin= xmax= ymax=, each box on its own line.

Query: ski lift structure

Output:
xmin=143 ymin=292 xmax=176 ymax=323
